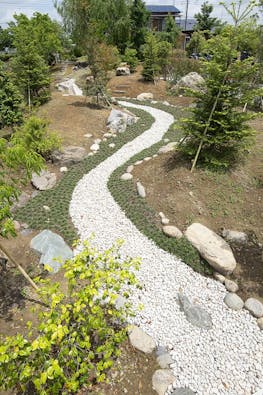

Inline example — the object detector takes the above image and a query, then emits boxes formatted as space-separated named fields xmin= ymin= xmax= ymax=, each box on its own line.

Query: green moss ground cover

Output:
xmin=15 ymin=108 xmax=154 ymax=244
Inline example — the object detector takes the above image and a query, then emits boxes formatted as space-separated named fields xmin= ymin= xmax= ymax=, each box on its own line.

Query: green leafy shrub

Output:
xmin=0 ymin=240 xmax=141 ymax=394
xmin=169 ymin=49 xmax=201 ymax=86
xmin=122 ymin=48 xmax=138 ymax=72
xmin=12 ymin=116 xmax=61 ymax=159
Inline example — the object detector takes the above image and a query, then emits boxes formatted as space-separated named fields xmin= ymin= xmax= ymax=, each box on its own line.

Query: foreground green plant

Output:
xmin=0 ymin=240 xmax=141 ymax=394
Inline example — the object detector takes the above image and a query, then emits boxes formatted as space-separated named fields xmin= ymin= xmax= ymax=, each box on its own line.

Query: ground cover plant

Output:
xmin=108 ymin=100 xmax=211 ymax=274
xmin=15 ymin=108 xmax=154 ymax=244
xmin=0 ymin=240 xmax=141 ymax=394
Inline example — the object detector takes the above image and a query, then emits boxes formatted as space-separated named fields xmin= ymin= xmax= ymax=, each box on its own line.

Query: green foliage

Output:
xmin=0 ymin=25 xmax=14 ymax=51
xmin=194 ymin=1 xmax=221 ymax=37
xmin=130 ymin=0 xmax=150 ymax=55
xmin=186 ymin=31 xmax=206 ymax=56
xmin=0 ymin=62 xmax=23 ymax=129
xmin=142 ymin=34 xmax=172 ymax=81
xmin=122 ymin=48 xmax=138 ymax=73
xmin=0 ymin=132 xmax=44 ymax=237
xmin=11 ymin=116 xmax=61 ymax=159
xmin=158 ymin=13 xmax=180 ymax=46
xmin=180 ymin=29 xmax=260 ymax=169
xmin=169 ymin=49 xmax=201 ymax=84
xmin=11 ymin=14 xmax=51 ymax=106
xmin=0 ymin=240 xmax=141 ymax=394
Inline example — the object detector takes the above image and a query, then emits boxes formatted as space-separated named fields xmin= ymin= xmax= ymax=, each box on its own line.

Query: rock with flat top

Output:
xmin=31 ymin=170 xmax=56 ymax=191
xmin=152 ymin=369 xmax=175 ymax=395
xmin=137 ymin=92 xmax=154 ymax=101
xmin=185 ymin=223 xmax=237 ymax=274
xmin=224 ymin=293 xmax=244 ymax=311
xmin=163 ymin=226 xmax=182 ymax=239
xmin=222 ymin=229 xmax=248 ymax=244
xmin=245 ymin=298 xmax=263 ymax=318
xmin=52 ymin=146 xmax=87 ymax=166
xmin=178 ymin=293 xmax=212 ymax=329
xmin=128 ymin=326 xmax=155 ymax=353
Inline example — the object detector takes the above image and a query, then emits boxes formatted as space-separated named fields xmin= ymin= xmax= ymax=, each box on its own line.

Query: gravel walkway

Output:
xmin=70 ymin=102 xmax=263 ymax=395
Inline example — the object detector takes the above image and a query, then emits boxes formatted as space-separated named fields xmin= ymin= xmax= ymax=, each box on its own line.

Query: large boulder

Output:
xmin=31 ymin=170 xmax=56 ymax=191
xmin=107 ymin=109 xmax=138 ymax=133
xmin=56 ymin=78 xmax=83 ymax=96
xmin=172 ymin=72 xmax=205 ymax=94
xmin=51 ymin=146 xmax=87 ymax=166
xmin=30 ymin=229 xmax=73 ymax=273
xmin=185 ymin=223 xmax=237 ymax=274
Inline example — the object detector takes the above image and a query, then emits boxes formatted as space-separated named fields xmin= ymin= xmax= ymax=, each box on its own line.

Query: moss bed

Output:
xmin=16 ymin=100 xmax=210 ymax=274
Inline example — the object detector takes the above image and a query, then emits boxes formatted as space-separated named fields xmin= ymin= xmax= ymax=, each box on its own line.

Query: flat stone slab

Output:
xmin=52 ymin=146 xmax=87 ymax=166
xmin=128 ymin=325 xmax=155 ymax=353
xmin=224 ymin=293 xmax=244 ymax=311
xmin=31 ymin=170 xmax=56 ymax=191
xmin=178 ymin=293 xmax=212 ymax=329
xmin=152 ymin=369 xmax=175 ymax=395
xmin=245 ymin=298 xmax=263 ymax=318
xmin=30 ymin=229 xmax=73 ymax=273
xmin=185 ymin=223 xmax=237 ymax=274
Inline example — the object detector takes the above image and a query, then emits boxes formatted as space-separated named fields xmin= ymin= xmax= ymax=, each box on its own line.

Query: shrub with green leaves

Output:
xmin=122 ymin=48 xmax=138 ymax=73
xmin=0 ymin=240 xmax=141 ymax=394
xmin=12 ymin=116 xmax=61 ymax=159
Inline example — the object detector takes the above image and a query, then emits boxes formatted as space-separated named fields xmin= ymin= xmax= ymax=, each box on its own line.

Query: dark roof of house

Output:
xmin=146 ymin=5 xmax=181 ymax=14
xmin=176 ymin=18 xmax=196 ymax=31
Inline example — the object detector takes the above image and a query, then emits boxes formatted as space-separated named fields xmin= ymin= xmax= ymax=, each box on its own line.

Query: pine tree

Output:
xmin=161 ymin=13 xmax=180 ymax=46
xmin=194 ymin=1 xmax=220 ymax=37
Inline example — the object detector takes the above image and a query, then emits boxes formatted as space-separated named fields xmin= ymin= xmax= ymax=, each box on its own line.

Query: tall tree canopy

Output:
xmin=194 ymin=1 xmax=220 ymax=36
xmin=130 ymin=0 xmax=150 ymax=54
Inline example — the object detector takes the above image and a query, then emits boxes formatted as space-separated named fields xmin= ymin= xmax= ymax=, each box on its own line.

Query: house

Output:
xmin=146 ymin=5 xmax=181 ymax=32
xmin=176 ymin=18 xmax=197 ymax=43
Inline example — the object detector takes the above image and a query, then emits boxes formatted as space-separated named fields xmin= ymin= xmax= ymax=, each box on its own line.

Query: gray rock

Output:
xmin=161 ymin=217 xmax=170 ymax=225
xmin=244 ymin=298 xmax=263 ymax=318
xmin=225 ymin=279 xmax=239 ymax=293
xmin=128 ymin=325 xmax=155 ymax=353
xmin=116 ymin=66 xmax=130 ymax=76
xmin=171 ymin=389 xmax=196 ymax=395
xmin=107 ymin=109 xmax=137 ymax=133
xmin=109 ymin=143 xmax=115 ymax=148
xmin=11 ymin=192 xmax=31 ymax=211
xmin=121 ymin=173 xmax=133 ymax=181
xmin=60 ymin=166 xmax=68 ymax=173
xmin=224 ymin=293 xmax=244 ymax=311
xmin=137 ymin=92 xmax=154 ymax=101
xmin=185 ymin=223 xmax=237 ymax=274
xmin=163 ymin=226 xmax=183 ymax=239
xmin=52 ymin=146 xmax=87 ymax=166
xmin=257 ymin=317 xmax=263 ymax=330
xmin=30 ymin=229 xmax=73 ymax=273
xmin=137 ymin=182 xmax=146 ymax=198
xmin=155 ymin=346 xmax=167 ymax=357
xmin=157 ymin=353 xmax=174 ymax=369
xmin=213 ymin=272 xmax=225 ymax=284
xmin=178 ymin=293 xmax=212 ymax=329
xmin=152 ymin=369 xmax=175 ymax=395
xmin=222 ymin=229 xmax=248 ymax=244
xmin=56 ymin=78 xmax=83 ymax=95
xmin=31 ymin=170 xmax=56 ymax=191
xmin=20 ymin=228 xmax=33 ymax=236
xmin=172 ymin=72 xmax=205 ymax=93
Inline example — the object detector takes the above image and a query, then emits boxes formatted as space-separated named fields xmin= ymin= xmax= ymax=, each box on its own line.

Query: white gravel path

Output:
xmin=70 ymin=102 xmax=263 ymax=395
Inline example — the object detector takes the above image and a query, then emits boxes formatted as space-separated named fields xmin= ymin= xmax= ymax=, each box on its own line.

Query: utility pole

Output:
xmin=184 ymin=0 xmax=189 ymax=50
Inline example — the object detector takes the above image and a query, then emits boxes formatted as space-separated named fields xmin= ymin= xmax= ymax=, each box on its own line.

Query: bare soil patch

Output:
xmin=133 ymin=117 xmax=263 ymax=302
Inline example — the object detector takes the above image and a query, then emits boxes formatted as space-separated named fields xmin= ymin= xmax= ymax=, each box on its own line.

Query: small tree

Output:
xmin=141 ymin=33 xmax=161 ymax=81
xmin=130 ymin=0 xmax=150 ymax=56
xmin=122 ymin=47 xmax=139 ymax=72
xmin=186 ymin=31 xmax=206 ymax=56
xmin=160 ymin=13 xmax=180 ymax=46
xmin=194 ymin=1 xmax=221 ymax=38
xmin=180 ymin=28 xmax=260 ymax=170
xmin=0 ymin=62 xmax=23 ymax=129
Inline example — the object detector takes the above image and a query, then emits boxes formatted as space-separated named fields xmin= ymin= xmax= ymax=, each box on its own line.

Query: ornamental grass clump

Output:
xmin=0 ymin=240 xmax=141 ymax=394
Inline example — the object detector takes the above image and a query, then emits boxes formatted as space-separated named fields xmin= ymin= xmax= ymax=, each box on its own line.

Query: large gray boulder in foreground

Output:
xmin=30 ymin=229 xmax=73 ymax=273
xmin=185 ymin=223 xmax=237 ymax=274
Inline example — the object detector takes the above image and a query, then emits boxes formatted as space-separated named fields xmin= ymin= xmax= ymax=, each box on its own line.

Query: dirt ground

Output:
xmin=0 ymin=64 xmax=262 ymax=394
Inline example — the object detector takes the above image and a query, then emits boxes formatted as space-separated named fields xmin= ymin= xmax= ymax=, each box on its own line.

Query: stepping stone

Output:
xmin=224 ymin=293 xmax=244 ymax=311
xmin=178 ymin=293 xmax=213 ymax=329
xmin=137 ymin=182 xmax=146 ymax=198
xmin=152 ymin=369 xmax=175 ymax=395
xmin=245 ymin=298 xmax=263 ymax=318
xmin=225 ymin=279 xmax=239 ymax=293
xmin=128 ymin=325 xmax=155 ymax=353
xmin=163 ymin=225 xmax=182 ymax=239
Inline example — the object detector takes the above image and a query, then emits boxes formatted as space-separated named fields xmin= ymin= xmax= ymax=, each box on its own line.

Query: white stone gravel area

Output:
xmin=70 ymin=102 xmax=263 ymax=395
